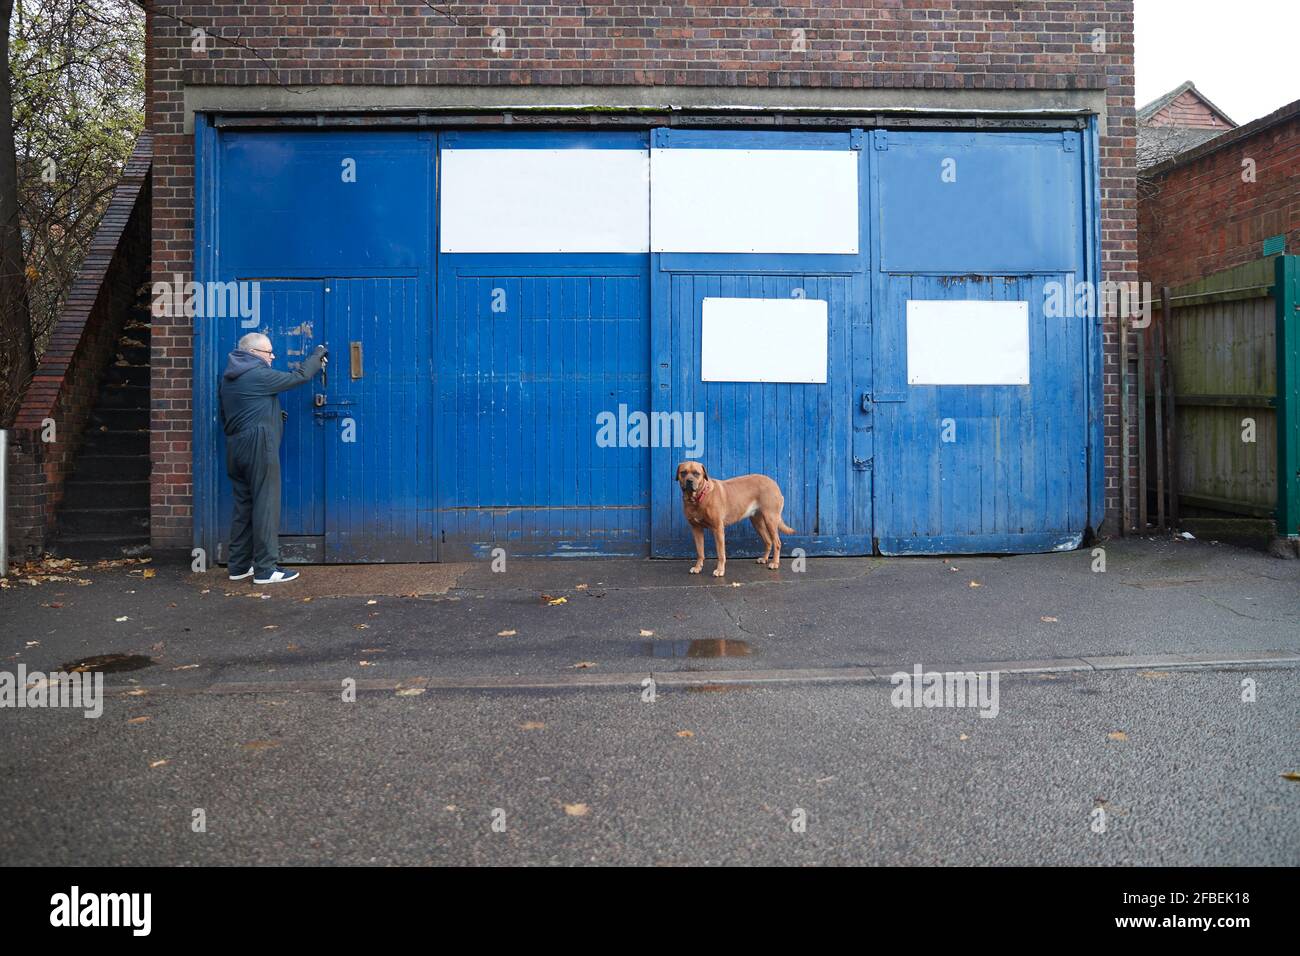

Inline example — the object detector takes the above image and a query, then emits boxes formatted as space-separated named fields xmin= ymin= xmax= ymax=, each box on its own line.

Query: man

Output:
xmin=219 ymin=332 xmax=327 ymax=584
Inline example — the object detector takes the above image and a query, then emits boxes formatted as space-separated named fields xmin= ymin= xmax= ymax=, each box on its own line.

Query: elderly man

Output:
xmin=219 ymin=332 xmax=327 ymax=584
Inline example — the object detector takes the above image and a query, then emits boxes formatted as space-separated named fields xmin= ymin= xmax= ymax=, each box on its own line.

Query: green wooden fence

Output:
xmin=1152 ymin=255 xmax=1299 ymax=537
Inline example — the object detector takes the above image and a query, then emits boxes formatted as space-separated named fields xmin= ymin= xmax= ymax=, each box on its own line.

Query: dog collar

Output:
xmin=692 ymin=482 xmax=711 ymax=503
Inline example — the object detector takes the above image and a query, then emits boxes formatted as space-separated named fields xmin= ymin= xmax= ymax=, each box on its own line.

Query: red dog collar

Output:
xmin=692 ymin=481 xmax=711 ymax=504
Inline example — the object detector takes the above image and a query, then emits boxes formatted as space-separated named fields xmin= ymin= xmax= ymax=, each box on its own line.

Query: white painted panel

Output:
xmin=651 ymin=149 xmax=858 ymax=254
xmin=906 ymin=300 xmax=1030 ymax=385
xmin=440 ymin=148 xmax=649 ymax=252
xmin=701 ymin=298 xmax=828 ymax=383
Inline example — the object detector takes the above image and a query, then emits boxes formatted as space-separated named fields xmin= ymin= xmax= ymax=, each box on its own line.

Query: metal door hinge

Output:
xmin=1062 ymin=131 xmax=1076 ymax=152
xmin=874 ymin=131 xmax=888 ymax=151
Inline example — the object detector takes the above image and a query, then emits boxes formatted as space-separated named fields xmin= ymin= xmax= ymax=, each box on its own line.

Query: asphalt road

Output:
xmin=3 ymin=537 xmax=1297 ymax=865
xmin=1 ymin=667 xmax=1296 ymax=865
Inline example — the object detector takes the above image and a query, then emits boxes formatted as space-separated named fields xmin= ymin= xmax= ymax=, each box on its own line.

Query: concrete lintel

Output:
xmin=183 ymin=84 xmax=1108 ymax=134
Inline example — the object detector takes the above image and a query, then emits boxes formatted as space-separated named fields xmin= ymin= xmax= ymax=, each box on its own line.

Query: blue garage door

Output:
xmin=435 ymin=132 xmax=652 ymax=558
xmin=869 ymin=130 xmax=1093 ymax=553
xmin=649 ymin=129 xmax=873 ymax=557
xmin=196 ymin=121 xmax=1100 ymax=561
xmin=197 ymin=127 xmax=436 ymax=563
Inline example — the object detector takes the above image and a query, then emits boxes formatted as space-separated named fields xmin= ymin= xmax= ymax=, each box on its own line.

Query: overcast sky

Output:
xmin=1135 ymin=0 xmax=1299 ymax=124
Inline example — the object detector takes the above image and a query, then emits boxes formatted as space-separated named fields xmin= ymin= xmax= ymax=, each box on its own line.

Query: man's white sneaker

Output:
xmin=228 ymin=566 xmax=255 ymax=581
xmin=253 ymin=567 xmax=300 ymax=585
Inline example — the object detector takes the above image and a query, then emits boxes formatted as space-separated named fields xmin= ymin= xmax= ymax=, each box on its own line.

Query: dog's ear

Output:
xmin=701 ymin=465 xmax=710 ymax=480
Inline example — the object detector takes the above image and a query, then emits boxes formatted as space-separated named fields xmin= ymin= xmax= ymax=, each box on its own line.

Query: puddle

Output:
xmin=60 ymin=654 xmax=156 ymax=674
xmin=646 ymin=639 xmax=752 ymax=659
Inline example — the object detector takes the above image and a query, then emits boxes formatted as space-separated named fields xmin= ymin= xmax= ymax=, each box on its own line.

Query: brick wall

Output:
xmin=1140 ymin=99 xmax=1300 ymax=290
xmin=146 ymin=2 xmax=1137 ymax=545
xmin=6 ymin=136 xmax=153 ymax=560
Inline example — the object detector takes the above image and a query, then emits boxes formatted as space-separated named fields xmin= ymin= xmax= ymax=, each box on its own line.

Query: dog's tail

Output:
xmin=777 ymin=520 xmax=795 ymax=534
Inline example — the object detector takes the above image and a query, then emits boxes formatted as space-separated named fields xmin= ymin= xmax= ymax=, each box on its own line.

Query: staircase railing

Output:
xmin=3 ymin=133 xmax=153 ymax=564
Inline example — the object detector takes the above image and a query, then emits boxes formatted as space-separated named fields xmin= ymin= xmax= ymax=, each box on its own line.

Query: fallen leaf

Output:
xmin=395 ymin=688 xmax=425 ymax=697
xmin=141 ymin=569 xmax=156 ymax=579
xmin=572 ymin=661 xmax=598 ymax=669
xmin=301 ymin=597 xmax=312 ymax=602
xmin=1040 ymin=616 xmax=1058 ymax=623
xmin=562 ymin=803 xmax=589 ymax=817
xmin=959 ymin=733 xmax=970 ymax=741
xmin=358 ymin=660 xmax=374 ymax=667
xmin=286 ymin=644 xmax=301 ymax=652
xmin=730 ymin=582 xmax=742 ymax=587
xmin=115 ymin=616 xmax=129 ymax=622
xmin=149 ymin=759 xmax=168 ymax=768
xmin=127 ymin=716 xmax=151 ymax=725
xmin=171 ymin=664 xmax=199 ymax=671
xmin=263 ymin=625 xmax=279 ymax=630
xmin=575 ymin=584 xmax=589 ymax=590
xmin=25 ymin=641 xmax=39 ymax=647
xmin=639 ymin=629 xmax=654 ymax=637
xmin=356 ymin=623 xmax=370 ymax=629
xmin=676 ymin=730 xmax=695 ymax=738
xmin=1107 ymin=731 xmax=1128 ymax=741
xmin=126 ymin=689 xmax=148 ymax=697
xmin=1282 ymin=772 xmax=1300 ymax=782
xmin=520 ymin=721 xmax=545 ymax=730
xmin=545 ymin=596 xmax=568 ymax=606
xmin=241 ymin=740 xmax=280 ymax=750
xmin=968 ymin=581 xmax=982 ymax=589
xmin=497 ymin=629 xmax=517 ymax=637
xmin=366 ymin=599 xmax=378 ymax=605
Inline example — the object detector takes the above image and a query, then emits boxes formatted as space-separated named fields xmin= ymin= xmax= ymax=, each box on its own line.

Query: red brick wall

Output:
xmin=6 ymin=137 xmax=152 ymax=560
xmin=1140 ymin=101 xmax=1300 ymax=290
xmin=147 ymin=2 xmax=1137 ymax=546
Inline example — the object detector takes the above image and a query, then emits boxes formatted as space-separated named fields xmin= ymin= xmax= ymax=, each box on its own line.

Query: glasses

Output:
xmin=252 ymin=347 xmax=274 ymax=357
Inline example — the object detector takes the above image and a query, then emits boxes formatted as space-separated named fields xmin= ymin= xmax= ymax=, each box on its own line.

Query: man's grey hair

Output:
xmin=238 ymin=332 xmax=270 ymax=352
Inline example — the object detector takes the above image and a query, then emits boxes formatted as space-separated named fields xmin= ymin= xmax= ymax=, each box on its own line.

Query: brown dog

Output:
xmin=676 ymin=461 xmax=794 ymax=576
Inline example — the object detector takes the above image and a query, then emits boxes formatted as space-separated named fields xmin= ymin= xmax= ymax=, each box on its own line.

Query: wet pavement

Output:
xmin=2 ymin=537 xmax=1298 ymax=690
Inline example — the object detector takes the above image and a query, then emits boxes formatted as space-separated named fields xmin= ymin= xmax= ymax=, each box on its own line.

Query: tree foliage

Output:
xmin=10 ymin=0 xmax=145 ymax=352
